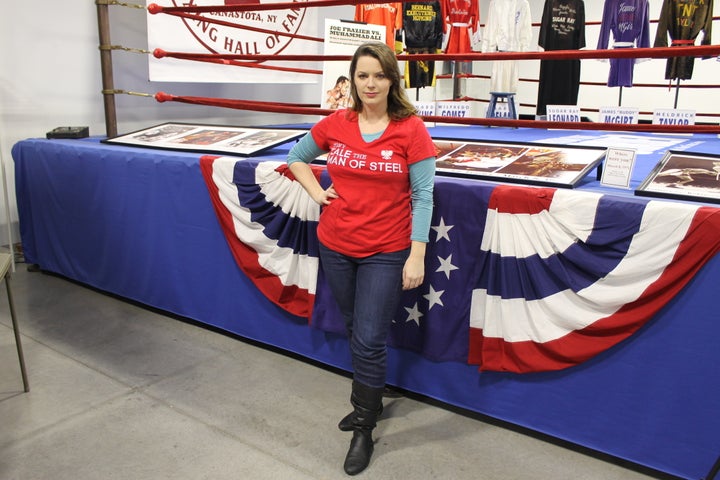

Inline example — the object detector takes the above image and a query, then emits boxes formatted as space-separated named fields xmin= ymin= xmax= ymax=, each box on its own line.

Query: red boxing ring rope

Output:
xmin=153 ymin=48 xmax=323 ymax=75
xmin=148 ymin=0 xmax=413 ymax=15
xmin=154 ymin=45 xmax=720 ymax=64
xmin=154 ymin=92 xmax=720 ymax=134
xmin=154 ymin=10 xmax=324 ymax=44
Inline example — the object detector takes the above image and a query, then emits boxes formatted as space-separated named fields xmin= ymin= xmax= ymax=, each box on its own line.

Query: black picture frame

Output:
xmin=635 ymin=150 xmax=720 ymax=204
xmin=432 ymin=138 xmax=606 ymax=188
xmin=103 ymin=122 xmax=306 ymax=157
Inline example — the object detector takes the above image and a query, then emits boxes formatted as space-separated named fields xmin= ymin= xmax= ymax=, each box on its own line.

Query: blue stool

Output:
xmin=486 ymin=92 xmax=517 ymax=120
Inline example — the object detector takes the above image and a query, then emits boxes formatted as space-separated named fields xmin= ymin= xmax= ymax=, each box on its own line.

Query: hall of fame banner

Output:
xmin=147 ymin=0 xmax=319 ymax=83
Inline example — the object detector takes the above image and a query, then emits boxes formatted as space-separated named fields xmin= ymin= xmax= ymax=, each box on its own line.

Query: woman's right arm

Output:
xmin=287 ymin=133 xmax=337 ymax=205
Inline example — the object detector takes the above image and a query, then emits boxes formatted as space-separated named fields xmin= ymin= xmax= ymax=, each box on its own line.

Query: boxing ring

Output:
xmin=14 ymin=2 xmax=720 ymax=479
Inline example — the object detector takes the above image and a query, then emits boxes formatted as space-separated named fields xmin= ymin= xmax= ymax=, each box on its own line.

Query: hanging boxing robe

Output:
xmin=653 ymin=0 xmax=714 ymax=80
xmin=354 ymin=3 xmax=403 ymax=50
xmin=440 ymin=0 xmax=479 ymax=75
xmin=441 ymin=0 xmax=479 ymax=54
xmin=536 ymin=0 xmax=586 ymax=116
xmin=403 ymin=1 xmax=444 ymax=88
xmin=481 ymin=0 xmax=532 ymax=93
xmin=596 ymin=0 xmax=651 ymax=88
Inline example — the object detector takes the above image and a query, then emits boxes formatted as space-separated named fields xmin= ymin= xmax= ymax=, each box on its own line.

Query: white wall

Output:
xmin=1 ymin=1 xmax=718 ymax=244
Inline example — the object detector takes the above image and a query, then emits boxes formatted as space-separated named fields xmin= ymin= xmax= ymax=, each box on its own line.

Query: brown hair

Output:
xmin=348 ymin=42 xmax=417 ymax=121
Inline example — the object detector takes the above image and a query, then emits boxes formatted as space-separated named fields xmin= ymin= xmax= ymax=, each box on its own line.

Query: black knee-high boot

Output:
xmin=337 ymin=403 xmax=383 ymax=432
xmin=343 ymin=380 xmax=384 ymax=476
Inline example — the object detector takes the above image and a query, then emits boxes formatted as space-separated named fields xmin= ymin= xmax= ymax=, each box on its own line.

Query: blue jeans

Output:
xmin=319 ymin=243 xmax=408 ymax=388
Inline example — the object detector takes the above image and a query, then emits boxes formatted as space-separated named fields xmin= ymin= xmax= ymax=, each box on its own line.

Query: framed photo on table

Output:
xmin=635 ymin=150 xmax=720 ymax=204
xmin=432 ymin=139 xmax=606 ymax=188
xmin=104 ymin=122 xmax=306 ymax=157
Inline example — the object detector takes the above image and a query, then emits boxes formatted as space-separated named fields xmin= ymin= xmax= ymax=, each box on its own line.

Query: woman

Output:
xmin=287 ymin=42 xmax=436 ymax=475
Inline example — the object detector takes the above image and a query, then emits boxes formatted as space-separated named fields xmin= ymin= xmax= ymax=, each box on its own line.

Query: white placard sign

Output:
xmin=546 ymin=105 xmax=582 ymax=122
xmin=488 ymin=102 xmax=510 ymax=118
xmin=321 ymin=19 xmax=385 ymax=110
xmin=601 ymin=148 xmax=637 ymax=189
xmin=599 ymin=106 xmax=639 ymax=124
xmin=652 ymin=109 xmax=696 ymax=125
xmin=413 ymin=101 xmax=437 ymax=127
xmin=435 ymin=101 xmax=473 ymax=125
xmin=413 ymin=101 xmax=437 ymax=116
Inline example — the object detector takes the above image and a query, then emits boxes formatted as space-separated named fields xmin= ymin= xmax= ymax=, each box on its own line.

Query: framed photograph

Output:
xmin=635 ymin=150 xmax=720 ymax=204
xmin=433 ymin=139 xmax=606 ymax=188
xmin=104 ymin=122 xmax=306 ymax=157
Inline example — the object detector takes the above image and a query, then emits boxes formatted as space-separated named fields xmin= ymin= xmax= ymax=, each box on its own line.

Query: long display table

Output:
xmin=12 ymin=126 xmax=720 ymax=480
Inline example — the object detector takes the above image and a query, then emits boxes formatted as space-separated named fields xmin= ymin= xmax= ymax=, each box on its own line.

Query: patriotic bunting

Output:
xmin=201 ymin=156 xmax=720 ymax=373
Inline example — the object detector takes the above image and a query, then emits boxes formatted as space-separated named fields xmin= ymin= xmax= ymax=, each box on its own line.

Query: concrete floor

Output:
xmin=0 ymin=261 xmax=674 ymax=480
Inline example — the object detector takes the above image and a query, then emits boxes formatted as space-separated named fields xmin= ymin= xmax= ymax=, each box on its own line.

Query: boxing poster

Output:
xmin=321 ymin=19 xmax=385 ymax=110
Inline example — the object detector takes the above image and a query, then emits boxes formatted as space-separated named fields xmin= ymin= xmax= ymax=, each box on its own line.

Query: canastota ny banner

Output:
xmin=147 ymin=0 xmax=320 ymax=83
xmin=200 ymin=156 xmax=720 ymax=374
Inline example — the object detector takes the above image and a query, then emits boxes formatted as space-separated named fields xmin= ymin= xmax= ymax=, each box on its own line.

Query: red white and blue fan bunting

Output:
xmin=201 ymin=157 xmax=720 ymax=373
xmin=468 ymin=186 xmax=720 ymax=372
xmin=200 ymin=156 xmax=324 ymax=318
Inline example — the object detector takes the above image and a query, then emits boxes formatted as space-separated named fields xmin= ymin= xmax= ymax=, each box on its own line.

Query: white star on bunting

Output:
xmin=423 ymin=285 xmax=445 ymax=310
xmin=431 ymin=217 xmax=454 ymax=242
xmin=404 ymin=302 xmax=423 ymax=326
xmin=436 ymin=254 xmax=459 ymax=280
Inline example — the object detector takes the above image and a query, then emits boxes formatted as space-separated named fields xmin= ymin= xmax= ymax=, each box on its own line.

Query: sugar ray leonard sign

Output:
xmin=147 ymin=0 xmax=319 ymax=83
